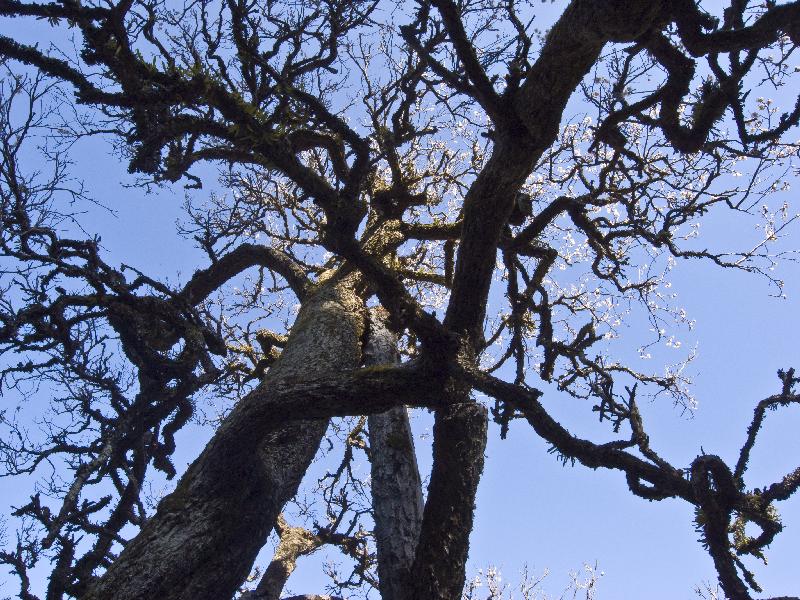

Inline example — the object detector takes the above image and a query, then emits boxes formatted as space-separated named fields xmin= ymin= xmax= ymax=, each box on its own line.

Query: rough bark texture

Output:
xmin=83 ymin=281 xmax=366 ymax=600
xmin=244 ymin=515 xmax=323 ymax=600
xmin=365 ymin=311 xmax=424 ymax=600
xmin=409 ymin=402 xmax=488 ymax=600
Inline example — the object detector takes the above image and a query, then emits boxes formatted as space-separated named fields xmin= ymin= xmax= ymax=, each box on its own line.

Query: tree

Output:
xmin=0 ymin=0 xmax=799 ymax=598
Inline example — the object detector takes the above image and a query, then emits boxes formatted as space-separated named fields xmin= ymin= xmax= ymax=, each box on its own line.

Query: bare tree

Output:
xmin=0 ymin=1 xmax=799 ymax=599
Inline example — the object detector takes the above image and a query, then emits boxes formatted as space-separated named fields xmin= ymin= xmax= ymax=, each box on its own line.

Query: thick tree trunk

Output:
xmin=365 ymin=311 xmax=424 ymax=600
xmin=409 ymin=402 xmax=488 ymax=599
xmin=84 ymin=280 xmax=366 ymax=600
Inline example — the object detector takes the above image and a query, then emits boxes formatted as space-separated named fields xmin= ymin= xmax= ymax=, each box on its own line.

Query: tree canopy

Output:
xmin=0 ymin=0 xmax=799 ymax=599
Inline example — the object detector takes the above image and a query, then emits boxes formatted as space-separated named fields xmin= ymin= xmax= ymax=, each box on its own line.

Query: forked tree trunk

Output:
xmin=84 ymin=280 xmax=366 ymax=600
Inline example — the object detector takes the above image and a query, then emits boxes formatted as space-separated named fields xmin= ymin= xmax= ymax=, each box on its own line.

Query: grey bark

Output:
xmin=365 ymin=311 xmax=424 ymax=600
xmin=250 ymin=514 xmax=323 ymax=600
xmin=84 ymin=281 xmax=366 ymax=600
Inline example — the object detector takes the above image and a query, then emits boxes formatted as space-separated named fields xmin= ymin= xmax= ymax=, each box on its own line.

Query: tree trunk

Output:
xmin=365 ymin=311 xmax=424 ymax=600
xmin=84 ymin=280 xmax=366 ymax=600
xmin=409 ymin=401 xmax=488 ymax=600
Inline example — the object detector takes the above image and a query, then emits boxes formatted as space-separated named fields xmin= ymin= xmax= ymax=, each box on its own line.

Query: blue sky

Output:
xmin=1 ymin=2 xmax=800 ymax=599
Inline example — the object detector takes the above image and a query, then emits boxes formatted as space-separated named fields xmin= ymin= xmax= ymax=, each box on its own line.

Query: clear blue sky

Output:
xmin=1 ymin=2 xmax=799 ymax=599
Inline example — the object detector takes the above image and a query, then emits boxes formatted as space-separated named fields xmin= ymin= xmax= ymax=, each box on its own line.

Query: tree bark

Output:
xmin=245 ymin=514 xmax=324 ymax=600
xmin=409 ymin=402 xmax=488 ymax=599
xmin=84 ymin=280 xmax=366 ymax=600
xmin=365 ymin=311 xmax=425 ymax=600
